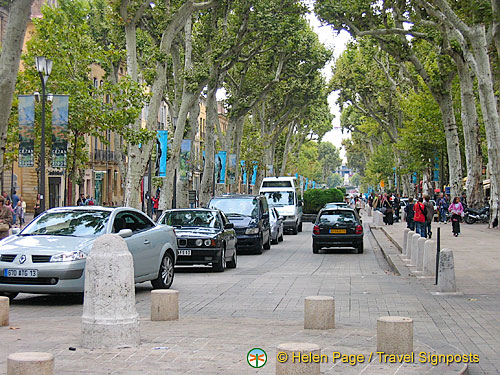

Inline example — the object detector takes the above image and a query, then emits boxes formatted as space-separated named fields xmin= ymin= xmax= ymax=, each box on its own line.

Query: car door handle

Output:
xmin=144 ymin=240 xmax=150 ymax=245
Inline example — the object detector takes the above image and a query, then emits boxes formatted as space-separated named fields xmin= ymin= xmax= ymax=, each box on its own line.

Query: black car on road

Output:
xmin=312 ymin=207 xmax=363 ymax=254
xmin=208 ymin=195 xmax=271 ymax=254
xmin=157 ymin=209 xmax=237 ymax=272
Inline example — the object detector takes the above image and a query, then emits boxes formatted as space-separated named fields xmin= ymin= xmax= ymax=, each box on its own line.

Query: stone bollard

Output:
xmin=367 ymin=206 xmax=372 ymax=217
xmin=422 ymin=240 xmax=436 ymax=276
xmin=276 ymin=343 xmax=321 ymax=375
xmin=81 ymin=234 xmax=140 ymax=349
xmin=377 ymin=316 xmax=413 ymax=355
xmin=438 ymin=249 xmax=456 ymax=293
xmin=0 ymin=296 xmax=9 ymax=326
xmin=416 ymin=237 xmax=426 ymax=272
xmin=376 ymin=211 xmax=384 ymax=226
xmin=402 ymin=228 xmax=410 ymax=256
xmin=410 ymin=234 xmax=420 ymax=266
xmin=304 ymin=296 xmax=334 ymax=330
xmin=404 ymin=231 xmax=415 ymax=261
xmin=7 ymin=352 xmax=54 ymax=375
xmin=151 ymin=290 xmax=179 ymax=321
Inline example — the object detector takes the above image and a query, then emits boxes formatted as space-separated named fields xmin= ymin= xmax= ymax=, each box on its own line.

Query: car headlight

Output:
xmin=245 ymin=227 xmax=259 ymax=235
xmin=50 ymin=250 xmax=86 ymax=262
xmin=204 ymin=239 xmax=216 ymax=247
xmin=195 ymin=239 xmax=203 ymax=247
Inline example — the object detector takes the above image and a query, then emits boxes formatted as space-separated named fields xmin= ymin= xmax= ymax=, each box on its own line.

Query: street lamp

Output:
xmin=35 ymin=56 xmax=53 ymax=213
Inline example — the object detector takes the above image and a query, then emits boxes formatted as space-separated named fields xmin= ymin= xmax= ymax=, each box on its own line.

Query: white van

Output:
xmin=259 ymin=177 xmax=303 ymax=234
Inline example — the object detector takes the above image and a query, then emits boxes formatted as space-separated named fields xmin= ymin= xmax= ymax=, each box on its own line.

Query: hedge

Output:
xmin=303 ymin=188 xmax=344 ymax=214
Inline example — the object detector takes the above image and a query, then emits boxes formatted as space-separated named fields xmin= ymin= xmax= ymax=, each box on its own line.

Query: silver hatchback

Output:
xmin=0 ymin=206 xmax=177 ymax=299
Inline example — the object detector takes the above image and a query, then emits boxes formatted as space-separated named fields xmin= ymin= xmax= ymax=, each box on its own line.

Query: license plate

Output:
xmin=178 ymin=250 xmax=191 ymax=256
xmin=330 ymin=229 xmax=346 ymax=234
xmin=3 ymin=269 xmax=38 ymax=278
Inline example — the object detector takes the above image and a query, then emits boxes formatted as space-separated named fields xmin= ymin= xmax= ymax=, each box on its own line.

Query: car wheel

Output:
xmin=254 ymin=236 xmax=263 ymax=254
xmin=227 ymin=249 xmax=237 ymax=269
xmin=151 ymin=252 xmax=174 ymax=289
xmin=271 ymin=232 xmax=278 ymax=244
xmin=313 ymin=243 xmax=320 ymax=254
xmin=212 ymin=247 xmax=226 ymax=272
xmin=357 ymin=243 xmax=364 ymax=254
xmin=298 ymin=221 xmax=303 ymax=232
xmin=263 ymin=231 xmax=271 ymax=249
xmin=0 ymin=292 xmax=18 ymax=301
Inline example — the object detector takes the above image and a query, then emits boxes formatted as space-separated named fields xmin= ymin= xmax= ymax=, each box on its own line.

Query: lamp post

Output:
xmin=172 ymin=117 xmax=178 ymax=209
xmin=35 ymin=56 xmax=53 ymax=213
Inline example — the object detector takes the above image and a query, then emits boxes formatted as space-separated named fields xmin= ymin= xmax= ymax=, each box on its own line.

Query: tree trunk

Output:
xmin=230 ymin=116 xmax=244 ymax=193
xmin=402 ymin=173 xmax=411 ymax=197
xmin=199 ymin=83 xmax=217 ymax=206
xmin=469 ymin=25 xmax=500 ymax=224
xmin=0 ymin=0 xmax=34 ymax=177
xmin=280 ymin=123 xmax=294 ymax=176
xmin=455 ymin=53 xmax=483 ymax=208
xmin=435 ymin=90 xmax=463 ymax=199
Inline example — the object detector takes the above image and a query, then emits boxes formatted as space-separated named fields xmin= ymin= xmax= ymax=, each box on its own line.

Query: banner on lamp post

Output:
xmin=156 ymin=130 xmax=168 ymax=177
xmin=227 ymin=154 xmax=237 ymax=184
xmin=179 ymin=139 xmax=191 ymax=181
xmin=240 ymin=160 xmax=247 ymax=184
xmin=18 ymin=95 xmax=35 ymax=167
xmin=215 ymin=151 xmax=227 ymax=184
xmin=51 ymin=95 xmax=69 ymax=168
xmin=251 ymin=161 xmax=258 ymax=186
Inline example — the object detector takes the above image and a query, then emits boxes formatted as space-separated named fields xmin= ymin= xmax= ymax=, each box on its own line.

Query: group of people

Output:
xmin=368 ymin=193 xmax=401 ymax=225
xmin=406 ymin=193 xmax=465 ymax=238
xmin=0 ymin=190 xmax=27 ymax=240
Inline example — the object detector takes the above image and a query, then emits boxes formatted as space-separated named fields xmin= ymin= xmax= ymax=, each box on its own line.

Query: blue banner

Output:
xmin=227 ymin=154 xmax=237 ymax=184
xmin=412 ymin=172 xmax=417 ymax=184
xmin=241 ymin=160 xmax=247 ymax=184
xmin=18 ymin=95 xmax=35 ymax=167
xmin=251 ymin=161 xmax=258 ymax=185
xmin=305 ymin=178 xmax=309 ymax=191
xmin=156 ymin=130 xmax=168 ymax=177
xmin=51 ymin=95 xmax=69 ymax=168
xmin=216 ymin=151 xmax=227 ymax=184
xmin=312 ymin=181 xmax=316 ymax=189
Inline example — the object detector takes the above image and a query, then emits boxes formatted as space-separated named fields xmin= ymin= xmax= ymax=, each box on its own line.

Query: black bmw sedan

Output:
xmin=157 ymin=209 xmax=237 ymax=272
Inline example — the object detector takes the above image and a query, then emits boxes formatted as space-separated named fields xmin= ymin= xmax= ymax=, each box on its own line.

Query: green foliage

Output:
xmin=318 ymin=141 xmax=342 ymax=180
xmin=303 ymin=188 xmax=344 ymax=213
xmin=327 ymin=173 xmax=344 ymax=188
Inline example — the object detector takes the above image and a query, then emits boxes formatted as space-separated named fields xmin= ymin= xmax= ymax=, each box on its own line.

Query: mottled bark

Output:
xmin=199 ymin=83 xmax=217 ymax=206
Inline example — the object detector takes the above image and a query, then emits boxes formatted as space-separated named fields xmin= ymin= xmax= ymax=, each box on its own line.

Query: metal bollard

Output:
xmin=435 ymin=227 xmax=440 ymax=285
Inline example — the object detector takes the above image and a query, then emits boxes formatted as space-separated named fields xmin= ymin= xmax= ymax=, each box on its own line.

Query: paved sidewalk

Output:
xmin=372 ymin=216 xmax=500 ymax=295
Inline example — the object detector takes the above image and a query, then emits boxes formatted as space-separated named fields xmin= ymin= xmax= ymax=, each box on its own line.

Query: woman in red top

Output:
xmin=413 ymin=197 xmax=426 ymax=237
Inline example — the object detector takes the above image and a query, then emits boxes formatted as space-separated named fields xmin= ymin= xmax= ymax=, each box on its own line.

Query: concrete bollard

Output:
xmin=422 ymin=240 xmax=436 ymax=276
xmin=276 ymin=343 xmax=321 ymax=375
xmin=375 ymin=211 xmax=384 ymax=226
xmin=416 ymin=237 xmax=426 ymax=272
xmin=151 ymin=290 xmax=179 ymax=321
xmin=438 ymin=249 xmax=456 ymax=293
xmin=404 ymin=231 xmax=415 ymax=261
xmin=0 ymin=296 xmax=9 ymax=326
xmin=377 ymin=316 xmax=413 ymax=355
xmin=7 ymin=352 xmax=54 ymax=375
xmin=81 ymin=234 xmax=140 ymax=349
xmin=410 ymin=234 xmax=420 ymax=266
xmin=367 ymin=206 xmax=372 ymax=217
xmin=304 ymin=296 xmax=334 ymax=330
xmin=402 ymin=228 xmax=410 ymax=256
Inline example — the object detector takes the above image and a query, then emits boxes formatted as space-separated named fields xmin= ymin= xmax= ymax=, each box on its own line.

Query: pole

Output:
xmin=39 ymin=72 xmax=47 ymax=213
xmin=147 ymin=157 xmax=152 ymax=217
xmin=435 ymin=226 xmax=441 ymax=285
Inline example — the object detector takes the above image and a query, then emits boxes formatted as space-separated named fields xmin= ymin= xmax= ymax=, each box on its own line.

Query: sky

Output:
xmin=306 ymin=12 xmax=352 ymax=162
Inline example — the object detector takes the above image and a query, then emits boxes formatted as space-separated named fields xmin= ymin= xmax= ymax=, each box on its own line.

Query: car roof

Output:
xmin=211 ymin=194 xmax=260 ymax=199
xmin=320 ymin=207 xmax=356 ymax=212
xmin=46 ymin=206 xmax=115 ymax=213
xmin=166 ymin=208 xmax=218 ymax=212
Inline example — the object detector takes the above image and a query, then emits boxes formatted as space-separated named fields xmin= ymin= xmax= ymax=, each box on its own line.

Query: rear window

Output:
xmin=319 ymin=210 xmax=356 ymax=224
xmin=262 ymin=181 xmax=292 ymax=188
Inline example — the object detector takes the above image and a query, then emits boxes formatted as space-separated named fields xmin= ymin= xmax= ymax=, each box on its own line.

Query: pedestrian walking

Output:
xmin=423 ymin=195 xmax=434 ymax=238
xmin=413 ymin=197 xmax=427 ymax=237
xmin=449 ymin=197 xmax=464 ymax=237
xmin=0 ymin=197 xmax=13 ymax=240
xmin=437 ymin=193 xmax=449 ymax=224
xmin=381 ymin=194 xmax=393 ymax=225
xmin=34 ymin=193 xmax=41 ymax=216
xmin=76 ymin=193 xmax=86 ymax=206
xmin=355 ymin=197 xmax=363 ymax=216
xmin=404 ymin=198 xmax=415 ymax=230
xmin=14 ymin=201 xmax=24 ymax=228
xmin=20 ymin=196 xmax=26 ymax=225
xmin=393 ymin=194 xmax=401 ymax=220
xmin=152 ymin=194 xmax=159 ymax=219
xmin=460 ymin=192 xmax=467 ymax=209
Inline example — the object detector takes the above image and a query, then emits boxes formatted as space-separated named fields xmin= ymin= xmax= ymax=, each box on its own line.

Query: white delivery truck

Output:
xmin=259 ymin=177 xmax=303 ymax=234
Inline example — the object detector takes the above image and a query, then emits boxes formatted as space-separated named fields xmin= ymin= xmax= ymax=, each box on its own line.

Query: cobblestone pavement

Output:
xmin=1 ymin=222 xmax=498 ymax=374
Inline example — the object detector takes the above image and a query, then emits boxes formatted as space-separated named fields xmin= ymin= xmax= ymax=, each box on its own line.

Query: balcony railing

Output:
xmin=93 ymin=150 xmax=124 ymax=163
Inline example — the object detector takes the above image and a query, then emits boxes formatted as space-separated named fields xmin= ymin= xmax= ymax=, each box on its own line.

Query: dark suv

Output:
xmin=312 ymin=207 xmax=364 ymax=254
xmin=208 ymin=195 xmax=271 ymax=254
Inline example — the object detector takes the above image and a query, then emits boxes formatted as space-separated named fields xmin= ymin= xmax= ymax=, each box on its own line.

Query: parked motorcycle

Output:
xmin=463 ymin=205 xmax=489 ymax=224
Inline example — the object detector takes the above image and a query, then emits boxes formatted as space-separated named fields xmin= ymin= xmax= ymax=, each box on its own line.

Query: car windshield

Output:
xmin=209 ymin=198 xmax=258 ymax=217
xmin=160 ymin=210 xmax=220 ymax=228
xmin=21 ymin=210 xmax=110 ymax=237
xmin=262 ymin=191 xmax=294 ymax=206
xmin=319 ymin=210 xmax=356 ymax=224
xmin=324 ymin=203 xmax=347 ymax=208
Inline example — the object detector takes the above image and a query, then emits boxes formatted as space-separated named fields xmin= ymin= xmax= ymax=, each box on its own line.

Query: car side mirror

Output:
xmin=224 ymin=222 xmax=234 ymax=229
xmin=11 ymin=228 xmax=20 ymax=235
xmin=118 ymin=229 xmax=133 ymax=238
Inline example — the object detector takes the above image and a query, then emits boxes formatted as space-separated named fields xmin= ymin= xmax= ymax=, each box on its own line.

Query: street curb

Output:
xmin=368 ymin=224 xmax=401 ymax=276
xmin=380 ymin=226 xmax=402 ymax=253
